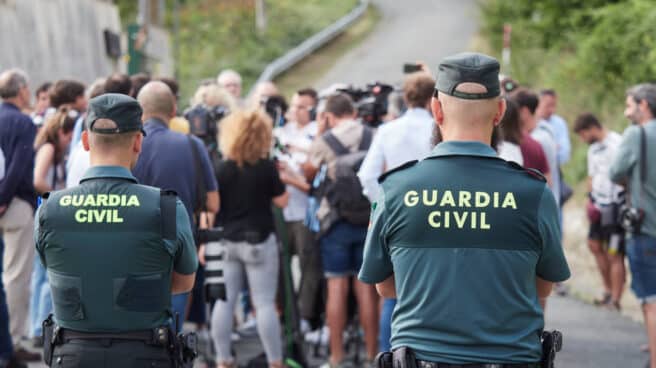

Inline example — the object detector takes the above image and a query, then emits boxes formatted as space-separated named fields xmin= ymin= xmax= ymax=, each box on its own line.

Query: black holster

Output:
xmin=41 ymin=314 xmax=59 ymax=366
xmin=541 ymin=330 xmax=563 ymax=368
xmin=374 ymin=347 xmax=417 ymax=368
xmin=170 ymin=330 xmax=197 ymax=368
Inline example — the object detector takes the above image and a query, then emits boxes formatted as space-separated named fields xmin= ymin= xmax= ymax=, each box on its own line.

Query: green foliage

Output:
xmin=479 ymin=0 xmax=656 ymax=183
xmin=114 ymin=0 xmax=357 ymax=104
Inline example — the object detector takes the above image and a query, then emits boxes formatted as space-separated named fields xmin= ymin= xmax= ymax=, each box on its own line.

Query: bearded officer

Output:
xmin=34 ymin=93 xmax=197 ymax=367
xmin=359 ymin=53 xmax=570 ymax=367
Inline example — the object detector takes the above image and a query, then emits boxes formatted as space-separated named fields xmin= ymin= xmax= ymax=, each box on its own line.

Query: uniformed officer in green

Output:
xmin=359 ymin=53 xmax=570 ymax=366
xmin=34 ymin=93 xmax=198 ymax=367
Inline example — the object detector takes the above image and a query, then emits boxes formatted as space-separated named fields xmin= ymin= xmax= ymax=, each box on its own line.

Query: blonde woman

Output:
xmin=201 ymin=110 xmax=288 ymax=368
xmin=30 ymin=106 xmax=76 ymax=342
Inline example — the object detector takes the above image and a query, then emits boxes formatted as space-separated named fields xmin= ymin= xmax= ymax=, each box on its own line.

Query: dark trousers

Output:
xmin=286 ymin=221 xmax=324 ymax=322
xmin=0 ymin=236 xmax=12 ymax=361
xmin=50 ymin=339 xmax=172 ymax=368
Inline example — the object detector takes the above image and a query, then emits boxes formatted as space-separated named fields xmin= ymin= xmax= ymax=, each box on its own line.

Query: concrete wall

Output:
xmin=0 ymin=0 xmax=122 ymax=89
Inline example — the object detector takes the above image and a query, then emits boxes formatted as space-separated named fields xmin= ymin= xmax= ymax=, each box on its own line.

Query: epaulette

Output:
xmin=506 ymin=161 xmax=547 ymax=182
xmin=377 ymin=160 xmax=418 ymax=183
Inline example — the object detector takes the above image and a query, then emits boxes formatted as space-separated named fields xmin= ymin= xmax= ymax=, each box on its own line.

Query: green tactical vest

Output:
xmin=37 ymin=177 xmax=177 ymax=332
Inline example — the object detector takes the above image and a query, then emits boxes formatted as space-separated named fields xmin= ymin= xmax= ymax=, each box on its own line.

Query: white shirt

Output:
xmin=0 ymin=147 xmax=5 ymax=180
xmin=66 ymin=141 xmax=91 ymax=188
xmin=497 ymin=141 xmax=524 ymax=165
xmin=274 ymin=120 xmax=318 ymax=221
xmin=358 ymin=108 xmax=434 ymax=202
xmin=589 ymin=131 xmax=623 ymax=205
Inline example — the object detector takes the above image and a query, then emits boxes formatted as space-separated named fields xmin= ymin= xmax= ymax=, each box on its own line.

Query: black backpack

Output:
xmin=321 ymin=126 xmax=373 ymax=227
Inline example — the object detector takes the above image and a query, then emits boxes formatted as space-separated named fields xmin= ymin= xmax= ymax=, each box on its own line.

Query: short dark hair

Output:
xmin=49 ymin=80 xmax=85 ymax=108
xmin=157 ymin=77 xmax=180 ymax=100
xmin=540 ymin=89 xmax=557 ymax=98
xmin=574 ymin=113 xmax=602 ymax=133
xmin=129 ymin=73 xmax=151 ymax=98
xmin=297 ymin=88 xmax=318 ymax=105
xmin=35 ymin=82 xmax=52 ymax=97
xmin=510 ymin=88 xmax=539 ymax=114
xmin=104 ymin=73 xmax=132 ymax=95
xmin=324 ymin=93 xmax=355 ymax=118
xmin=403 ymin=72 xmax=435 ymax=108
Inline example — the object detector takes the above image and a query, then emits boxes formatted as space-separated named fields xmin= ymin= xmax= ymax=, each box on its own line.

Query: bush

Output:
xmin=479 ymin=0 xmax=656 ymax=183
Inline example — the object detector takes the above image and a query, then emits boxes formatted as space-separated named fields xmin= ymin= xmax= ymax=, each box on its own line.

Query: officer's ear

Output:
xmin=133 ymin=132 xmax=143 ymax=154
xmin=81 ymin=130 xmax=90 ymax=152
xmin=492 ymin=98 xmax=507 ymax=127
xmin=431 ymin=97 xmax=444 ymax=126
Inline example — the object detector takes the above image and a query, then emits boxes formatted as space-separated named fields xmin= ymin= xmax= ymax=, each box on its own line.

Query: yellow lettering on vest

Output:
xmin=502 ymin=193 xmax=517 ymax=209
xmin=112 ymin=209 xmax=124 ymax=223
xmin=74 ymin=209 xmax=87 ymax=223
xmin=428 ymin=211 xmax=441 ymax=228
xmin=59 ymin=195 xmax=71 ymax=207
xmin=459 ymin=191 xmax=472 ymax=208
xmin=126 ymin=195 xmax=140 ymax=207
xmin=404 ymin=191 xmax=419 ymax=207
xmin=475 ymin=192 xmax=490 ymax=207
xmin=109 ymin=195 xmax=121 ymax=206
xmin=471 ymin=212 xmax=477 ymax=229
xmin=72 ymin=195 xmax=83 ymax=206
xmin=97 ymin=194 xmax=108 ymax=207
xmin=480 ymin=212 xmax=491 ymax=230
xmin=92 ymin=210 xmax=106 ymax=223
xmin=444 ymin=210 xmax=450 ymax=228
xmin=422 ymin=190 xmax=438 ymax=206
xmin=453 ymin=211 xmax=468 ymax=228
xmin=493 ymin=192 xmax=500 ymax=208
xmin=440 ymin=190 xmax=456 ymax=207
xmin=83 ymin=195 xmax=96 ymax=207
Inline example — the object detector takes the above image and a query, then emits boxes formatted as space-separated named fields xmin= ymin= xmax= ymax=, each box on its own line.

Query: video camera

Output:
xmin=261 ymin=95 xmax=288 ymax=128
xmin=184 ymin=104 xmax=229 ymax=150
xmin=338 ymin=82 xmax=395 ymax=127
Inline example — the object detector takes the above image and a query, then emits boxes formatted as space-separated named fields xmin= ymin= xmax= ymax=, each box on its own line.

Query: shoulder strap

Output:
xmin=377 ymin=160 xmax=418 ymax=183
xmin=188 ymin=136 xmax=207 ymax=218
xmin=358 ymin=127 xmax=373 ymax=151
xmin=640 ymin=126 xmax=647 ymax=184
xmin=160 ymin=190 xmax=177 ymax=241
xmin=323 ymin=132 xmax=349 ymax=156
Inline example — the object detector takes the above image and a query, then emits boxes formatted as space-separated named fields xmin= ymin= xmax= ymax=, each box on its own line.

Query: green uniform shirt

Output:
xmin=609 ymin=120 xmax=656 ymax=238
xmin=35 ymin=166 xmax=197 ymax=332
xmin=359 ymin=141 xmax=570 ymax=364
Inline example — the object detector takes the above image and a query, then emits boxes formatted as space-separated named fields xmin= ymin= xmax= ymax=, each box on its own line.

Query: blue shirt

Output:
xmin=359 ymin=141 xmax=570 ymax=364
xmin=0 ymin=102 xmax=37 ymax=208
xmin=541 ymin=114 xmax=571 ymax=165
xmin=132 ymin=118 xmax=218 ymax=224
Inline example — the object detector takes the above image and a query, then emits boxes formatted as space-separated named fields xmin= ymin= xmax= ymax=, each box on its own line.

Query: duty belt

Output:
xmin=57 ymin=327 xmax=170 ymax=347
xmin=416 ymin=362 xmax=541 ymax=368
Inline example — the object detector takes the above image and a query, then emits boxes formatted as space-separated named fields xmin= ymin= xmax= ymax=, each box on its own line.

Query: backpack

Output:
xmin=321 ymin=126 xmax=373 ymax=227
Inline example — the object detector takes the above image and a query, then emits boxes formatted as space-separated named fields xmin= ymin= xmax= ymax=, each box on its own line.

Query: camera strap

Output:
xmin=638 ymin=126 xmax=647 ymax=204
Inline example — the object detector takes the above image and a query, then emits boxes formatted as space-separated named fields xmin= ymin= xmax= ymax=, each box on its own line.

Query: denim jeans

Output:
xmin=0 ymin=236 xmax=13 ymax=361
xmin=171 ymin=293 xmax=189 ymax=332
xmin=379 ymin=298 xmax=396 ymax=352
xmin=627 ymin=234 xmax=656 ymax=304
xmin=29 ymin=257 xmax=52 ymax=337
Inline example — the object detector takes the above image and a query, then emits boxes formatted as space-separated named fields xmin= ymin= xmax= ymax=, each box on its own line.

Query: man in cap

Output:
xmin=34 ymin=93 xmax=198 ymax=367
xmin=359 ymin=53 xmax=570 ymax=366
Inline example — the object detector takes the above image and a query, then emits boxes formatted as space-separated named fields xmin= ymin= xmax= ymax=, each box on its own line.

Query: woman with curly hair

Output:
xmin=30 ymin=106 xmax=76 ymax=343
xmin=202 ymin=109 xmax=288 ymax=368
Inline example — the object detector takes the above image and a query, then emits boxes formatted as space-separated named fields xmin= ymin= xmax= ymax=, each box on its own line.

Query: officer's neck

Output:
xmin=441 ymin=130 xmax=492 ymax=146
xmin=89 ymin=152 xmax=134 ymax=170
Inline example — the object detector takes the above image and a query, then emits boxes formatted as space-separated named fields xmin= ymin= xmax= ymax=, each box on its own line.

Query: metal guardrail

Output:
xmin=248 ymin=0 xmax=369 ymax=97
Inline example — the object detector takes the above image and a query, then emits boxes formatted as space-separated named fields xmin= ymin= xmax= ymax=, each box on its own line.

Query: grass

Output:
xmin=273 ymin=5 xmax=381 ymax=98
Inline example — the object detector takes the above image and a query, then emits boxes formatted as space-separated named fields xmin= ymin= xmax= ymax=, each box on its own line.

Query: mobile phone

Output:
xmin=403 ymin=63 xmax=422 ymax=74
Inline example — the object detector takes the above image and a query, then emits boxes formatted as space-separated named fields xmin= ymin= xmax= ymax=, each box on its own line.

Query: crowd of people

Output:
xmin=0 ymin=61 xmax=654 ymax=368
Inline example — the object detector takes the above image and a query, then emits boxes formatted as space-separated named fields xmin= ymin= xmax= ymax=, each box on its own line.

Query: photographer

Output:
xmin=203 ymin=110 xmax=288 ymax=368
xmin=574 ymin=113 xmax=626 ymax=310
xmin=610 ymin=83 xmax=656 ymax=368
